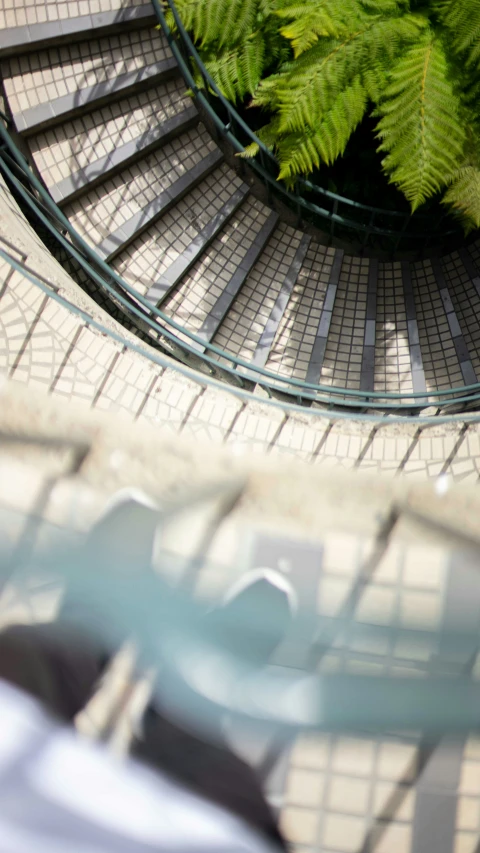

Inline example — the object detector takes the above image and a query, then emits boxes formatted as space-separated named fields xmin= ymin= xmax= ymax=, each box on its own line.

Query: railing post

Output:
xmin=330 ymin=199 xmax=338 ymax=239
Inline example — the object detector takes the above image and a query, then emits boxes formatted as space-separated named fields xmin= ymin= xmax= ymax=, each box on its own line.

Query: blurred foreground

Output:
xmin=1 ymin=379 xmax=480 ymax=853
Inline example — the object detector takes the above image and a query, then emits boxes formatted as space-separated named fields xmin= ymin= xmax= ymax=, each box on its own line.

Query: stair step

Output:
xmin=447 ymin=248 xmax=480 ymax=379
xmin=0 ymin=2 xmax=155 ymax=57
xmin=111 ymin=162 xmax=247 ymax=296
xmin=144 ymin=184 xmax=250 ymax=305
xmin=211 ymin=227 xmax=310 ymax=373
xmin=28 ymin=76 xmax=193 ymax=203
xmin=64 ymin=129 xmax=222 ymax=261
xmin=374 ymin=263 xmax=412 ymax=396
xmin=408 ymin=259 xmax=470 ymax=393
xmin=431 ymin=258 xmax=477 ymax=386
xmin=263 ymin=243 xmax=337 ymax=383
xmin=315 ymin=253 xmax=370 ymax=391
xmin=160 ymin=197 xmax=274 ymax=343
xmin=2 ymin=27 xmax=175 ymax=135
xmin=401 ymin=261 xmax=427 ymax=396
xmin=189 ymin=212 xmax=279 ymax=352
xmin=305 ymin=249 xmax=344 ymax=385
xmin=98 ymin=154 xmax=222 ymax=261
xmin=63 ymin=124 xmax=219 ymax=259
xmin=40 ymin=99 xmax=198 ymax=205
xmin=459 ymin=245 xmax=480 ymax=284
xmin=359 ymin=259 xmax=378 ymax=392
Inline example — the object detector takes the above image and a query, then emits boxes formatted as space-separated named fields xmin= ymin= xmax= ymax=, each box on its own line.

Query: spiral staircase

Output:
xmin=3 ymin=6 xmax=480 ymax=852
xmin=1 ymin=0 xmax=480 ymax=476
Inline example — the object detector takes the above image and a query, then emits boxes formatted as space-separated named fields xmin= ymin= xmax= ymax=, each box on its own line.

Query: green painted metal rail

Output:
xmin=155 ymin=0 xmax=463 ymax=256
xmin=1 ymin=99 xmax=480 ymax=418
xmin=5 ymin=243 xmax=480 ymax=426
xmin=9 ymin=503 xmax=480 ymax=736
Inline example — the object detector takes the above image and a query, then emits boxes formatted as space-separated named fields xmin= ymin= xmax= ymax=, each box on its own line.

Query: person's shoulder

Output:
xmin=0 ymin=678 xmax=277 ymax=853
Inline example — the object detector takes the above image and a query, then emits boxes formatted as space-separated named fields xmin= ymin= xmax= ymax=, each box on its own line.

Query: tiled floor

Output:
xmin=374 ymin=263 xmax=413 ymax=395
xmin=445 ymin=252 xmax=480 ymax=379
xmin=321 ymin=256 xmax=369 ymax=390
xmin=212 ymin=223 xmax=304 ymax=362
xmin=411 ymin=260 xmax=463 ymax=391
xmin=113 ymin=163 xmax=245 ymax=296
xmin=161 ymin=196 xmax=271 ymax=335
xmin=63 ymin=124 xmax=217 ymax=249
xmin=265 ymin=243 xmax=335 ymax=382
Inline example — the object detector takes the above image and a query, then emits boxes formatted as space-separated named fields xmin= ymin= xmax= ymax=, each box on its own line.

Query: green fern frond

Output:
xmin=437 ymin=0 xmax=480 ymax=67
xmin=256 ymin=115 xmax=283 ymax=147
xmin=232 ymin=0 xmax=261 ymax=44
xmin=174 ymin=0 xmax=480 ymax=221
xmin=203 ymin=31 xmax=266 ymax=100
xmin=360 ymin=0 xmax=409 ymax=12
xmin=442 ymin=165 xmax=480 ymax=231
xmin=277 ymin=77 xmax=368 ymax=178
xmin=241 ymin=31 xmax=267 ymax=93
xmin=189 ymin=0 xmax=260 ymax=47
xmin=271 ymin=11 xmax=424 ymax=135
xmin=273 ymin=35 xmax=368 ymax=134
xmin=164 ymin=0 xmax=198 ymax=32
xmin=236 ymin=141 xmax=260 ymax=158
xmin=376 ymin=31 xmax=466 ymax=210
xmin=251 ymin=72 xmax=285 ymax=109
xmin=275 ymin=2 xmax=354 ymax=57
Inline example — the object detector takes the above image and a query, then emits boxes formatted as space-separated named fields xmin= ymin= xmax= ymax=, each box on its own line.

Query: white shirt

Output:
xmin=0 ymin=679 xmax=276 ymax=853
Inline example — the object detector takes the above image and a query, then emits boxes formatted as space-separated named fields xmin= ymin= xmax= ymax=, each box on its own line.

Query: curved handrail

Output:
xmin=1 ymin=113 xmax=480 ymax=417
xmin=4 ymin=244 xmax=480 ymax=426
xmin=155 ymin=0 xmax=462 ymax=253
xmin=0 ymin=118 xmax=480 ymax=413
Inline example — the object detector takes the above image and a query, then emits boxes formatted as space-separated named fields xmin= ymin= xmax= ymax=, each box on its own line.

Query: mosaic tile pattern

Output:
xmin=456 ymin=737 xmax=480 ymax=853
xmin=441 ymin=252 xmax=480 ymax=378
xmin=264 ymin=243 xmax=335 ymax=381
xmin=161 ymin=196 xmax=271 ymax=336
xmin=3 ymin=229 xmax=480 ymax=479
xmin=28 ymin=78 xmax=190 ymax=191
xmin=410 ymin=260 xmax=463 ymax=391
xmin=1 ymin=26 xmax=169 ymax=116
xmin=63 ymin=125 xmax=217 ymax=249
xmin=374 ymin=262 xmax=412 ymax=394
xmin=0 ymin=0 xmax=146 ymax=31
xmin=280 ymin=533 xmax=450 ymax=853
xmin=320 ymin=256 xmax=369 ymax=389
xmin=112 ymin=163 xmax=244 ymax=296
xmin=212 ymin=223 xmax=303 ymax=362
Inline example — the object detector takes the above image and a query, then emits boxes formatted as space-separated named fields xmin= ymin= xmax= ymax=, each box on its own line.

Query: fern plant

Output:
xmin=167 ymin=0 xmax=480 ymax=230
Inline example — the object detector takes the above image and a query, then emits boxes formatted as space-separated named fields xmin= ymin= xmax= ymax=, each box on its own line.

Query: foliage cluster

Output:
xmin=167 ymin=0 xmax=480 ymax=229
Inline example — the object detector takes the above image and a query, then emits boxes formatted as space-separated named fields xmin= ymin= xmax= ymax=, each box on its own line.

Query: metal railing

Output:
xmin=155 ymin=0 xmax=464 ymax=256
xmin=4 ymin=241 xmax=480 ymax=426
xmin=1 ymin=97 xmax=480 ymax=419
xmin=4 ymin=458 xmax=480 ymax=736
